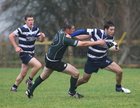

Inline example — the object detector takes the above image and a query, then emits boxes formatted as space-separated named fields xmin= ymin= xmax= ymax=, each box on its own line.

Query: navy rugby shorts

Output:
xmin=19 ymin=52 xmax=34 ymax=64
xmin=84 ymin=57 xmax=113 ymax=74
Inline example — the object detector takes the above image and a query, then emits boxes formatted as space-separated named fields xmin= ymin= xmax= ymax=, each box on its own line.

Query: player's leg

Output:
xmin=105 ymin=61 xmax=131 ymax=93
xmin=28 ymin=57 xmax=42 ymax=79
xmin=105 ymin=61 xmax=122 ymax=85
xmin=32 ymin=66 xmax=53 ymax=91
xmin=26 ymin=66 xmax=53 ymax=98
xmin=76 ymin=73 xmax=92 ymax=87
xmin=26 ymin=57 xmax=42 ymax=89
xmin=64 ymin=63 xmax=79 ymax=93
xmin=64 ymin=63 xmax=83 ymax=98
xmin=11 ymin=64 xmax=29 ymax=92
xmin=76 ymin=59 xmax=98 ymax=87
xmin=64 ymin=63 xmax=79 ymax=78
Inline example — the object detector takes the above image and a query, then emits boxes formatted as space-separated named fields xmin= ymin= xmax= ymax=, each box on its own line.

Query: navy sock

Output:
xmin=116 ymin=84 xmax=121 ymax=88
xmin=13 ymin=84 xmax=18 ymax=88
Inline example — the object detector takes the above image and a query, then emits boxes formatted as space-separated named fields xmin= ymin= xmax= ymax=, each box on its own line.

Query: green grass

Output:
xmin=0 ymin=68 xmax=140 ymax=108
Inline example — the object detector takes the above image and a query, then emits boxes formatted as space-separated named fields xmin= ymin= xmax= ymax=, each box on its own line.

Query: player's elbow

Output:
xmin=9 ymin=33 xmax=15 ymax=41
xmin=9 ymin=33 xmax=13 ymax=39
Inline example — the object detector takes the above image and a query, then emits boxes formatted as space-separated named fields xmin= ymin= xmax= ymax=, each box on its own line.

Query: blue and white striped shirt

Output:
xmin=13 ymin=24 xmax=40 ymax=54
xmin=71 ymin=28 xmax=114 ymax=61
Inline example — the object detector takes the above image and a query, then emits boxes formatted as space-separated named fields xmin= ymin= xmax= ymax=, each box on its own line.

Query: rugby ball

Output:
xmin=109 ymin=41 xmax=119 ymax=50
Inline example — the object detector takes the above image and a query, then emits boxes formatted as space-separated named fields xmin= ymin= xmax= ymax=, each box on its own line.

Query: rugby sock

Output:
xmin=13 ymin=84 xmax=18 ymax=89
xmin=116 ymin=84 xmax=122 ymax=88
xmin=30 ymin=76 xmax=44 ymax=94
xmin=116 ymin=84 xmax=123 ymax=91
xmin=69 ymin=77 xmax=78 ymax=94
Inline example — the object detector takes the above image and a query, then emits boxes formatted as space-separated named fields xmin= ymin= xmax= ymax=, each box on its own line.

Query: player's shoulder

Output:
xmin=59 ymin=29 xmax=64 ymax=34
xmin=93 ymin=28 xmax=103 ymax=33
xmin=57 ymin=30 xmax=65 ymax=37
xmin=22 ymin=24 xmax=39 ymax=31
xmin=33 ymin=25 xmax=39 ymax=30
xmin=96 ymin=28 xmax=104 ymax=34
xmin=17 ymin=25 xmax=28 ymax=32
xmin=93 ymin=28 xmax=105 ymax=38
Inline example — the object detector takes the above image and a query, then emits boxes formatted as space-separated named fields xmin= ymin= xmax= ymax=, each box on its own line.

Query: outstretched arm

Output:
xmin=77 ymin=39 xmax=106 ymax=47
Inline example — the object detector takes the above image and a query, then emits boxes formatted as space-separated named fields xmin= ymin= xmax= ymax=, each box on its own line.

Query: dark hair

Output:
xmin=62 ymin=19 xmax=74 ymax=30
xmin=24 ymin=14 xmax=34 ymax=20
xmin=103 ymin=21 xmax=115 ymax=30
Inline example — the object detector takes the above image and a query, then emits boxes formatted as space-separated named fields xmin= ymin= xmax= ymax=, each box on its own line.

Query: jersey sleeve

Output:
xmin=64 ymin=37 xmax=78 ymax=47
xmin=36 ymin=28 xmax=40 ymax=37
xmin=87 ymin=28 xmax=94 ymax=35
xmin=70 ymin=29 xmax=89 ymax=37
xmin=13 ymin=29 xmax=20 ymax=37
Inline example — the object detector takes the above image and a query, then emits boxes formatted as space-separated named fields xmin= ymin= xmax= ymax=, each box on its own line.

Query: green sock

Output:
xmin=69 ymin=77 xmax=78 ymax=94
xmin=30 ymin=76 xmax=44 ymax=94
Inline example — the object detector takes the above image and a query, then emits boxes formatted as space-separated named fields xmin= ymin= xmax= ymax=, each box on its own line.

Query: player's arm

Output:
xmin=9 ymin=32 xmax=23 ymax=53
xmin=64 ymin=35 xmax=105 ymax=47
xmin=74 ymin=35 xmax=91 ymax=41
xmin=77 ymin=39 xmax=106 ymax=47
xmin=71 ymin=29 xmax=92 ymax=40
xmin=38 ymin=32 xmax=46 ymax=42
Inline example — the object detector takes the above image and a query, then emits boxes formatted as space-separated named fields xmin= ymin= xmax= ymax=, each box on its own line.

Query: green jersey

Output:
xmin=47 ymin=30 xmax=78 ymax=61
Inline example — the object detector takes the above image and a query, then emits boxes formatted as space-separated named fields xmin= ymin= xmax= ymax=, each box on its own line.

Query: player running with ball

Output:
xmin=71 ymin=21 xmax=131 ymax=95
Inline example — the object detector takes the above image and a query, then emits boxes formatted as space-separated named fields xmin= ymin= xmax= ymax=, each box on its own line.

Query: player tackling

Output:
xmin=25 ymin=22 xmax=106 ymax=98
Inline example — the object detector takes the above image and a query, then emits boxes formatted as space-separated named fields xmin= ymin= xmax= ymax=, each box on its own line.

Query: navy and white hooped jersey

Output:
xmin=13 ymin=24 xmax=40 ymax=54
xmin=71 ymin=28 xmax=114 ymax=61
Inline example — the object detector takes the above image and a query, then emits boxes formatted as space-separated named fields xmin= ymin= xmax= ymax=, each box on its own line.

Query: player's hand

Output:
xmin=109 ymin=45 xmax=120 ymax=51
xmin=66 ymin=34 xmax=71 ymax=38
xmin=39 ymin=32 xmax=45 ymax=42
xmin=40 ymin=32 xmax=45 ymax=38
xmin=15 ymin=47 xmax=23 ymax=53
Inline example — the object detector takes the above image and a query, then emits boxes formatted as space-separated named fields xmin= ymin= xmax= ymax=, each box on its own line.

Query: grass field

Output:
xmin=0 ymin=68 xmax=140 ymax=108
